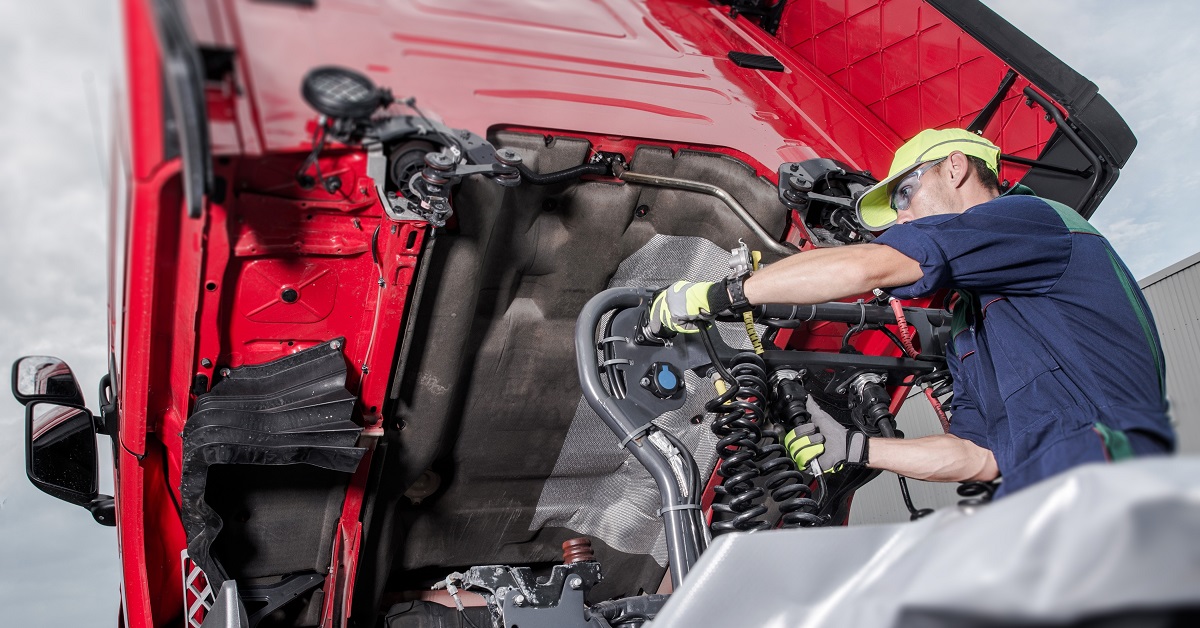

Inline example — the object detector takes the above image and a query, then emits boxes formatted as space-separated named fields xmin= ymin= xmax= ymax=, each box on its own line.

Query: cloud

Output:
xmin=0 ymin=1 xmax=120 ymax=626
xmin=983 ymin=0 xmax=1200 ymax=278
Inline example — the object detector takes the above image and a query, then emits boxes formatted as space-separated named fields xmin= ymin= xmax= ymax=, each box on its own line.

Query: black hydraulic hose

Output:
xmin=751 ymin=302 xmax=948 ymax=328
xmin=516 ymin=161 xmax=609 ymax=185
xmin=576 ymin=288 xmax=698 ymax=588
xmin=863 ymin=383 xmax=935 ymax=521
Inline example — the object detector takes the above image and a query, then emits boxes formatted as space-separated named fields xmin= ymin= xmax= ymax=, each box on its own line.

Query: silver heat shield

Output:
xmin=530 ymin=234 xmax=762 ymax=565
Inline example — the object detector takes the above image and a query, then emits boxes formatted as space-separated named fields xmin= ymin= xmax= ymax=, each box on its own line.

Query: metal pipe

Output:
xmin=575 ymin=288 xmax=698 ymax=588
xmin=617 ymin=170 xmax=798 ymax=256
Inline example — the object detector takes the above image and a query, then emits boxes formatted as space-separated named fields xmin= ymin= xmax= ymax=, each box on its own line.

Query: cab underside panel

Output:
xmin=360 ymin=132 xmax=788 ymax=604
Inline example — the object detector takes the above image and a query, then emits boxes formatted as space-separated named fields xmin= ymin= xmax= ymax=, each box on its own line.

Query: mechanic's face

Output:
xmin=894 ymin=160 xmax=956 ymax=224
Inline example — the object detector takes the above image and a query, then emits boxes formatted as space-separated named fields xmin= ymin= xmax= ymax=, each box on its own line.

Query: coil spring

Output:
xmin=757 ymin=427 xmax=823 ymax=527
xmin=708 ymin=353 xmax=771 ymax=533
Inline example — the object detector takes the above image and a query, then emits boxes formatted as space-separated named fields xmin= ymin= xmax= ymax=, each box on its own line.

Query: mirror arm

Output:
xmin=96 ymin=374 xmax=119 ymax=436
xmin=87 ymin=495 xmax=116 ymax=527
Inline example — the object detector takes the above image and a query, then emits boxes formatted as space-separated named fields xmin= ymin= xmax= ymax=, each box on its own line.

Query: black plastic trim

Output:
xmin=151 ymin=0 xmax=212 ymax=219
xmin=180 ymin=339 xmax=365 ymax=587
xmin=728 ymin=51 xmax=786 ymax=72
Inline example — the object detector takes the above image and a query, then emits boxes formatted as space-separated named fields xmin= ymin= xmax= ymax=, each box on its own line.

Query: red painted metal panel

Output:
xmin=777 ymin=0 xmax=1057 ymax=184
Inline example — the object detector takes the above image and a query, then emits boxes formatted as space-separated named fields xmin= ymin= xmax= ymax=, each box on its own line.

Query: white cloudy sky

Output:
xmin=1 ymin=1 xmax=1197 ymax=625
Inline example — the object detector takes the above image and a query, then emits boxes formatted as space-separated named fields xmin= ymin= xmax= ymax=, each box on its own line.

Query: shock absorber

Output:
xmin=707 ymin=352 xmax=771 ymax=533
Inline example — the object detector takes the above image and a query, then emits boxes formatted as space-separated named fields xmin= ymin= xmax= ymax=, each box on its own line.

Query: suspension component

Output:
xmin=563 ymin=537 xmax=595 ymax=564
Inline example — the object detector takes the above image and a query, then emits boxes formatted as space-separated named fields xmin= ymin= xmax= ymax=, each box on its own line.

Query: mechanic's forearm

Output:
xmin=743 ymin=245 xmax=922 ymax=306
xmin=867 ymin=434 xmax=999 ymax=482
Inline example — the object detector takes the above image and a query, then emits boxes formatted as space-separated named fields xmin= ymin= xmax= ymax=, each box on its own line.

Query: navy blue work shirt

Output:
xmin=873 ymin=195 xmax=1174 ymax=497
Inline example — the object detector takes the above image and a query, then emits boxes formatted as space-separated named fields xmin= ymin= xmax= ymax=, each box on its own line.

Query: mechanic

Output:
xmin=652 ymin=127 xmax=1174 ymax=498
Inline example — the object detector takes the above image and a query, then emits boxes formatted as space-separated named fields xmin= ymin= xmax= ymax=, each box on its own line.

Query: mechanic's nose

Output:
xmin=895 ymin=210 xmax=913 ymax=225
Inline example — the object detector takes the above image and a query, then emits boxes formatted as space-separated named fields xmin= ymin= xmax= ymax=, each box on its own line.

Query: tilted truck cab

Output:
xmin=14 ymin=1 xmax=1140 ymax=626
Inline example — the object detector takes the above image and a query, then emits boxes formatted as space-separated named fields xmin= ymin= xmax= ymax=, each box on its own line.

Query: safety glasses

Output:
xmin=889 ymin=157 xmax=946 ymax=212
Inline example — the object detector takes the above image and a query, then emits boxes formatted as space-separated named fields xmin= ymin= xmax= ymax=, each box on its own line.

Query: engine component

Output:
xmin=778 ymin=159 xmax=878 ymax=246
xmin=441 ymin=561 xmax=608 ymax=628
xmin=563 ymin=537 xmax=595 ymax=564
xmin=576 ymin=287 xmax=953 ymax=585
xmin=642 ymin=362 xmax=685 ymax=399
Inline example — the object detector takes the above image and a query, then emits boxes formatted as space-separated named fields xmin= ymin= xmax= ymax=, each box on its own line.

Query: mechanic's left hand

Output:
xmin=648 ymin=280 xmax=729 ymax=336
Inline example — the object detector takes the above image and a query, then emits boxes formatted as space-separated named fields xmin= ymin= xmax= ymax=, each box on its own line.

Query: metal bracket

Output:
xmin=449 ymin=562 xmax=607 ymax=628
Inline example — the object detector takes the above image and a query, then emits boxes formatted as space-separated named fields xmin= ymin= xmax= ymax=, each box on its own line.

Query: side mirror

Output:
xmin=12 ymin=356 xmax=86 ymax=407
xmin=26 ymin=401 xmax=114 ymax=525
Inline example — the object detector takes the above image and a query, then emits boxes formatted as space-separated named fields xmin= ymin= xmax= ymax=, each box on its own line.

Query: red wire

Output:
xmin=889 ymin=298 xmax=919 ymax=358
xmin=924 ymin=387 xmax=952 ymax=434
xmin=891 ymin=298 xmax=951 ymax=434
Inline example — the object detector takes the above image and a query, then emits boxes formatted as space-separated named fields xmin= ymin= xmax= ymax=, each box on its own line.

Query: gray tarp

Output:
xmin=651 ymin=458 xmax=1200 ymax=627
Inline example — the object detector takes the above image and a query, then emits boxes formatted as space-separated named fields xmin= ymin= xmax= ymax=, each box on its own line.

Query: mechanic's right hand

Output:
xmin=784 ymin=397 xmax=869 ymax=474
xmin=648 ymin=281 xmax=722 ymax=336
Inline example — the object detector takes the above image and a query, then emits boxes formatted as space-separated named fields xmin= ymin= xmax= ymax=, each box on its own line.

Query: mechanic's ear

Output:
xmin=946 ymin=151 xmax=970 ymax=189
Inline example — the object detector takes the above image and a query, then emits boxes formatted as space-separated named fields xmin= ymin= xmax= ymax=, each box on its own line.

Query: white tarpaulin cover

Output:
xmin=651 ymin=458 xmax=1200 ymax=627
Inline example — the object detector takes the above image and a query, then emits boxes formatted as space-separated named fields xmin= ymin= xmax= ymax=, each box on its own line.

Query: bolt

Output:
xmin=567 ymin=575 xmax=583 ymax=590
xmin=200 ymin=358 xmax=212 ymax=368
xmin=219 ymin=368 xmax=231 ymax=377
xmin=425 ymin=152 xmax=456 ymax=169
xmin=634 ymin=204 xmax=649 ymax=218
xmin=281 ymin=288 xmax=299 ymax=303
xmin=331 ymin=340 xmax=343 ymax=350
xmin=788 ymin=176 xmax=812 ymax=192
xmin=323 ymin=175 xmax=342 ymax=194
xmin=690 ymin=414 xmax=704 ymax=425
xmin=513 ymin=595 xmax=526 ymax=607
xmin=790 ymin=164 xmax=799 ymax=172
xmin=496 ymin=148 xmax=522 ymax=165
xmin=640 ymin=377 xmax=651 ymax=387
xmin=378 ymin=277 xmax=386 ymax=287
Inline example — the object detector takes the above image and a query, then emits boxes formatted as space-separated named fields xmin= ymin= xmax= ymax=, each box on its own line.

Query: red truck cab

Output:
xmin=13 ymin=1 xmax=1137 ymax=627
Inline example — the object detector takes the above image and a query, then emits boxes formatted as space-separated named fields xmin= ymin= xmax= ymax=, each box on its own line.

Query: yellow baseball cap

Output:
xmin=855 ymin=128 xmax=1001 ymax=230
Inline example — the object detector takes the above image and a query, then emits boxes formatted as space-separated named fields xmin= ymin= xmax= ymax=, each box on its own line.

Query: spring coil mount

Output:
xmin=708 ymin=353 xmax=771 ymax=533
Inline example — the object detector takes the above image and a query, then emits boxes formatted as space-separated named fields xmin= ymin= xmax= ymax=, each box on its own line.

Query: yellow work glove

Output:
xmin=784 ymin=397 xmax=869 ymax=474
xmin=648 ymin=280 xmax=730 ymax=336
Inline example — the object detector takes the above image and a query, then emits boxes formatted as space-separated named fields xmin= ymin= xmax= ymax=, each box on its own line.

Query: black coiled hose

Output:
xmin=957 ymin=480 xmax=998 ymax=506
xmin=757 ymin=427 xmax=823 ymax=527
xmin=704 ymin=340 xmax=772 ymax=533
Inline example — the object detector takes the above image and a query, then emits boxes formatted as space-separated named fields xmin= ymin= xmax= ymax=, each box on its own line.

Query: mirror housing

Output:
xmin=11 ymin=356 xmax=86 ymax=407
xmin=25 ymin=401 xmax=112 ymax=525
